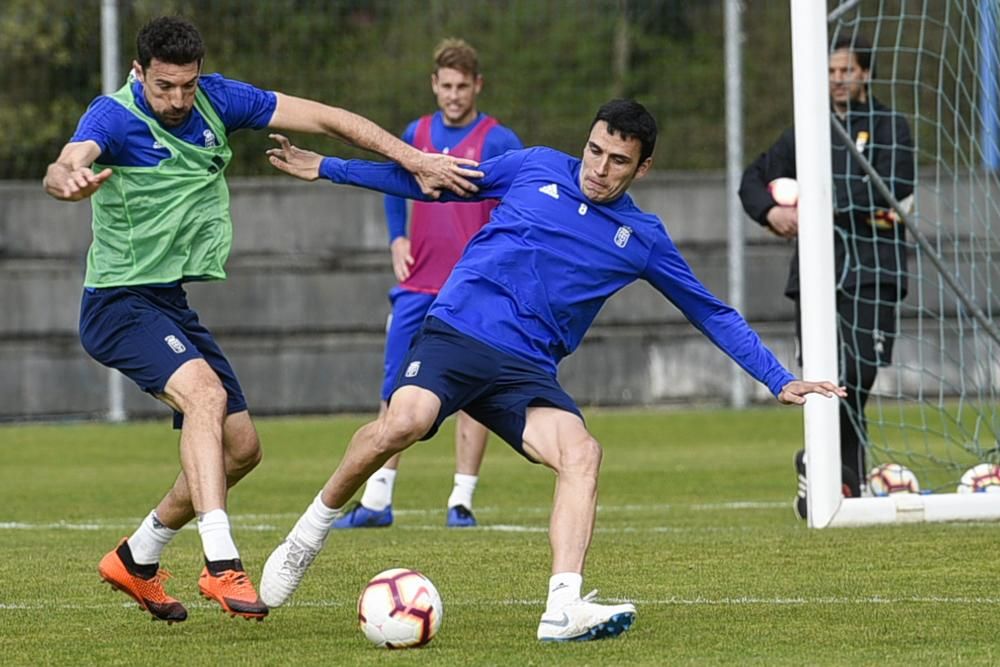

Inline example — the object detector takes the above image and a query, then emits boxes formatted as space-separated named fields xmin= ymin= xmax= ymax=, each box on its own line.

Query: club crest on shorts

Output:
xmin=405 ymin=361 xmax=421 ymax=378
xmin=164 ymin=335 xmax=186 ymax=354
xmin=614 ymin=225 xmax=632 ymax=248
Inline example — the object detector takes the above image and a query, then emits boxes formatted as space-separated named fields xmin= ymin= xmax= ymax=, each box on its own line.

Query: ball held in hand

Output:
xmin=768 ymin=178 xmax=799 ymax=207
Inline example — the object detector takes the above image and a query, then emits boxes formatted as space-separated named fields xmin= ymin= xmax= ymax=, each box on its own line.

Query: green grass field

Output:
xmin=2 ymin=407 xmax=998 ymax=666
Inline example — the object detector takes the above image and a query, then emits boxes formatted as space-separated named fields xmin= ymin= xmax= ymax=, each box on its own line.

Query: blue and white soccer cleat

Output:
xmin=331 ymin=502 xmax=393 ymax=529
xmin=446 ymin=505 xmax=477 ymax=528
xmin=536 ymin=591 xmax=636 ymax=641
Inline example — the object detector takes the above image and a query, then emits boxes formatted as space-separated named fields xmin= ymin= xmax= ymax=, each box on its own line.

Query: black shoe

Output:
xmin=793 ymin=449 xmax=807 ymax=520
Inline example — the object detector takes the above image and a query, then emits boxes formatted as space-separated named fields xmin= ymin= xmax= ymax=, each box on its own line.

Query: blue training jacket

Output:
xmin=319 ymin=146 xmax=795 ymax=397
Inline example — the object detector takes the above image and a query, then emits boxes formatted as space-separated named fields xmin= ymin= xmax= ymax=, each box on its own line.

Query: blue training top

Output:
xmin=319 ymin=146 xmax=795 ymax=397
xmin=383 ymin=111 xmax=522 ymax=242
xmin=71 ymin=73 xmax=277 ymax=165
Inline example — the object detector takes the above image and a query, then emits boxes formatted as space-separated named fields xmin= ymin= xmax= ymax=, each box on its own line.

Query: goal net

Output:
xmin=799 ymin=0 xmax=1000 ymax=525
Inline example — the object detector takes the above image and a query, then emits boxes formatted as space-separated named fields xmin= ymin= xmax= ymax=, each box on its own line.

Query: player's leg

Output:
xmin=520 ymin=407 xmax=635 ymax=641
xmin=81 ymin=287 xmax=201 ymax=622
xmin=159 ymin=361 xmax=267 ymax=619
xmin=791 ymin=295 xmax=869 ymax=519
xmin=151 ymin=411 xmax=262 ymax=526
xmin=84 ymin=286 xmax=265 ymax=620
xmin=335 ymin=402 xmax=398 ymax=528
xmin=838 ymin=287 xmax=898 ymax=495
xmin=261 ymin=386 xmax=441 ymax=607
xmin=445 ymin=411 xmax=489 ymax=527
xmin=159 ymin=296 xmax=268 ymax=618
xmin=336 ymin=288 xmax=434 ymax=528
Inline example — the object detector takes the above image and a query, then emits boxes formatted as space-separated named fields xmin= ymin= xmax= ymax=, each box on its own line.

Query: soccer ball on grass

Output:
xmin=357 ymin=568 xmax=442 ymax=648
xmin=867 ymin=463 xmax=920 ymax=496
xmin=956 ymin=463 xmax=1000 ymax=493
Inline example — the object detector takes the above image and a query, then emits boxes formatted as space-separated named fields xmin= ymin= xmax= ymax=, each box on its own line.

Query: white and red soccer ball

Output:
xmin=357 ymin=568 xmax=443 ymax=648
xmin=867 ymin=463 xmax=920 ymax=496
xmin=768 ymin=177 xmax=799 ymax=207
xmin=956 ymin=463 xmax=1000 ymax=493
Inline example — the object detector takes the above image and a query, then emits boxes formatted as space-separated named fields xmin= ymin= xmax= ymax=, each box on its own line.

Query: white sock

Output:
xmin=360 ymin=468 xmax=397 ymax=510
xmin=292 ymin=493 xmax=340 ymax=549
xmin=446 ymin=473 xmax=479 ymax=510
xmin=197 ymin=509 xmax=240 ymax=562
xmin=128 ymin=510 xmax=179 ymax=565
xmin=545 ymin=572 xmax=583 ymax=614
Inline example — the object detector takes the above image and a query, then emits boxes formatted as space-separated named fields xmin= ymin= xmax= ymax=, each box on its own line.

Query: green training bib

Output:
xmin=85 ymin=79 xmax=234 ymax=287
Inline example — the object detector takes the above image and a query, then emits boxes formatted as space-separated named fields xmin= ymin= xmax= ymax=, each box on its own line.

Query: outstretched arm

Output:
xmin=267 ymin=133 xmax=465 ymax=201
xmin=777 ymin=380 xmax=847 ymax=405
xmin=43 ymin=141 xmax=111 ymax=201
xmin=268 ymin=94 xmax=482 ymax=198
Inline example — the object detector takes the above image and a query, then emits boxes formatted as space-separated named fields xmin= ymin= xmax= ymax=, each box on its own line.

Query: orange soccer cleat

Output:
xmin=98 ymin=538 xmax=188 ymax=623
xmin=198 ymin=562 xmax=269 ymax=620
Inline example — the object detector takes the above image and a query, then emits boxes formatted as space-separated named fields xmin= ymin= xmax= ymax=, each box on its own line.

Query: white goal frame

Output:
xmin=791 ymin=2 xmax=1000 ymax=528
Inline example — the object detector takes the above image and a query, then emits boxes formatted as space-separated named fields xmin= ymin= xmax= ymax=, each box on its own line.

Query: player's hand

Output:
xmin=765 ymin=205 xmax=798 ymax=238
xmin=409 ymin=152 xmax=483 ymax=199
xmin=390 ymin=236 xmax=414 ymax=282
xmin=267 ymin=133 xmax=323 ymax=181
xmin=777 ymin=380 xmax=847 ymax=405
xmin=44 ymin=164 xmax=112 ymax=201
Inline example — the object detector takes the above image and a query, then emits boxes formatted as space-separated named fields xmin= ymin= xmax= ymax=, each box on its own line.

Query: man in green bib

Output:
xmin=42 ymin=15 xmax=480 ymax=624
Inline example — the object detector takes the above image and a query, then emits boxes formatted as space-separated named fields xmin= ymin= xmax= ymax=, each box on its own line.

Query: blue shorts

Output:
xmin=390 ymin=317 xmax=582 ymax=461
xmin=381 ymin=287 xmax=436 ymax=401
xmin=79 ymin=285 xmax=248 ymax=428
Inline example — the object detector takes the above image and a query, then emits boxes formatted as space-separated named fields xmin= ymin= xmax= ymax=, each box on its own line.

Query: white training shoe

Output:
xmin=536 ymin=590 xmax=636 ymax=641
xmin=259 ymin=534 xmax=321 ymax=608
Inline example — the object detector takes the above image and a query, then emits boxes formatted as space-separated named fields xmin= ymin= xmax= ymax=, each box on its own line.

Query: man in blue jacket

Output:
xmin=259 ymin=99 xmax=845 ymax=641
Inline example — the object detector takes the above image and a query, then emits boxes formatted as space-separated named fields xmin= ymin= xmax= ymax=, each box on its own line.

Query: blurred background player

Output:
xmin=739 ymin=34 xmax=914 ymax=519
xmin=42 ymin=16 xmax=478 ymax=623
xmin=334 ymin=38 xmax=522 ymax=530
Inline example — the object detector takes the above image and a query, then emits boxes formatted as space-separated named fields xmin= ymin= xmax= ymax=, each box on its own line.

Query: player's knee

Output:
xmin=175 ymin=378 xmax=227 ymax=419
xmin=558 ymin=436 xmax=603 ymax=476
xmin=379 ymin=410 xmax=432 ymax=451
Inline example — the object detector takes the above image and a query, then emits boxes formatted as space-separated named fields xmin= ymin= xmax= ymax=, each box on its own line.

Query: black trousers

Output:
xmin=795 ymin=286 xmax=898 ymax=487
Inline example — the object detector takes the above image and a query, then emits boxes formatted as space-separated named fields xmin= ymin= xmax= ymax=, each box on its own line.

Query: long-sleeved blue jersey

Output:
xmin=319 ymin=146 xmax=795 ymax=397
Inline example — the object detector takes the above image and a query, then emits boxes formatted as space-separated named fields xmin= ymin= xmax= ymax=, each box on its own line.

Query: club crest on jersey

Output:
xmin=405 ymin=361 xmax=421 ymax=378
xmin=614 ymin=225 xmax=632 ymax=248
xmin=578 ymin=203 xmax=588 ymax=215
xmin=164 ymin=335 xmax=186 ymax=354
xmin=203 ymin=129 xmax=217 ymax=148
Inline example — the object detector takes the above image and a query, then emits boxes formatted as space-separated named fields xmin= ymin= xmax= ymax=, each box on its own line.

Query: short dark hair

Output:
xmin=591 ymin=99 xmax=657 ymax=164
xmin=832 ymin=34 xmax=872 ymax=72
xmin=136 ymin=16 xmax=205 ymax=70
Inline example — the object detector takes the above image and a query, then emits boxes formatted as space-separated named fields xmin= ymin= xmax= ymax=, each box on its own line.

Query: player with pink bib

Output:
xmin=333 ymin=38 xmax=522 ymax=529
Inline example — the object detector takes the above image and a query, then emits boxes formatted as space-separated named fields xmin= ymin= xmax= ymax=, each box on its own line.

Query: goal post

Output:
xmin=793 ymin=0 xmax=1000 ymax=527
xmin=790 ymin=1 xmax=842 ymax=527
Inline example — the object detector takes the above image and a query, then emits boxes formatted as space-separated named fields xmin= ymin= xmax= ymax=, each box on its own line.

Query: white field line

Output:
xmin=5 ymin=595 xmax=1000 ymax=613
xmin=0 ymin=521 xmax=759 ymax=535
xmin=5 ymin=500 xmax=1000 ymax=535
xmin=0 ymin=501 xmax=787 ymax=533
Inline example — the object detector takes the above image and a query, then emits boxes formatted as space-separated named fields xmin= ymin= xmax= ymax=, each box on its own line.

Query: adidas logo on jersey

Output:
xmin=539 ymin=183 xmax=559 ymax=199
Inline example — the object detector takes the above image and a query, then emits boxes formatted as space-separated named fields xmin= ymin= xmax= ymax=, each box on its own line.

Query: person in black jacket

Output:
xmin=739 ymin=34 xmax=915 ymax=519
